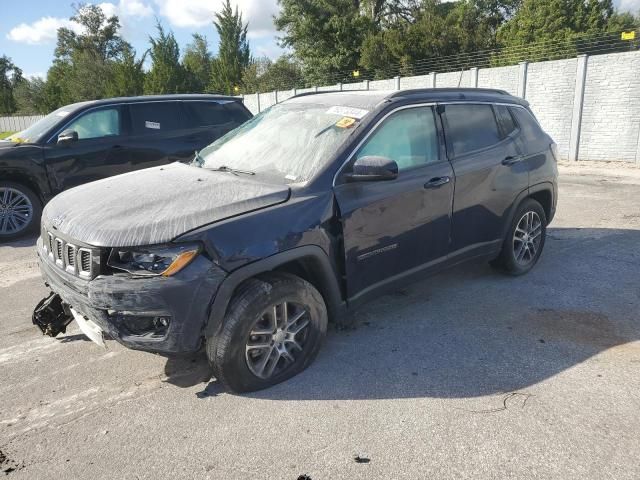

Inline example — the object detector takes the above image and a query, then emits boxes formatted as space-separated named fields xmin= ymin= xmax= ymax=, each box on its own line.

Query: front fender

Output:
xmin=204 ymin=245 xmax=343 ymax=338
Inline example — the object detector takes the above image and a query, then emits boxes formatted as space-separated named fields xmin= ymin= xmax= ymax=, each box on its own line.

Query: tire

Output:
xmin=491 ymin=198 xmax=547 ymax=276
xmin=0 ymin=181 xmax=42 ymax=242
xmin=207 ymin=272 xmax=328 ymax=393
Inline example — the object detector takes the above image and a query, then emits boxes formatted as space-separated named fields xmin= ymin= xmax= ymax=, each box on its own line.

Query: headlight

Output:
xmin=107 ymin=243 xmax=201 ymax=277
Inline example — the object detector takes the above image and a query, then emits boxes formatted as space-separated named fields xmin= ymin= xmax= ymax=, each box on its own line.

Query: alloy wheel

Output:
xmin=512 ymin=211 xmax=542 ymax=266
xmin=0 ymin=187 xmax=33 ymax=235
xmin=245 ymin=301 xmax=311 ymax=379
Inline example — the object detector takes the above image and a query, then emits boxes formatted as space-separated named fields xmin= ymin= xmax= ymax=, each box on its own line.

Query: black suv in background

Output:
xmin=0 ymin=94 xmax=252 ymax=240
xmin=33 ymin=89 xmax=558 ymax=393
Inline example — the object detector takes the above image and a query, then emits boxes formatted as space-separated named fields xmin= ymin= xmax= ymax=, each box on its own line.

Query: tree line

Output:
xmin=1 ymin=0 xmax=638 ymax=115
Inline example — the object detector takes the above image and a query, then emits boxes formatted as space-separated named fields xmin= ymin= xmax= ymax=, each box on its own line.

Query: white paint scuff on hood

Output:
xmin=42 ymin=162 xmax=290 ymax=247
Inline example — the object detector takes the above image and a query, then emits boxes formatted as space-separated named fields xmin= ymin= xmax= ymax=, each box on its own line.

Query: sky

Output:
xmin=1 ymin=0 xmax=639 ymax=79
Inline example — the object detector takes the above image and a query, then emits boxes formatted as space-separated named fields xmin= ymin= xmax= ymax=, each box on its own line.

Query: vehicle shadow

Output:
xmin=196 ymin=226 xmax=638 ymax=401
xmin=1 ymin=233 xmax=38 ymax=248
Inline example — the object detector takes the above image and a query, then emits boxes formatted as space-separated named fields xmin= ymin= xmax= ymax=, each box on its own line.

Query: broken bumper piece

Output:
xmin=32 ymin=292 xmax=73 ymax=337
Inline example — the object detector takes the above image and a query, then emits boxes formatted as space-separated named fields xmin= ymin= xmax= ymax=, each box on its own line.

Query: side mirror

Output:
xmin=57 ymin=129 xmax=78 ymax=145
xmin=347 ymin=156 xmax=398 ymax=182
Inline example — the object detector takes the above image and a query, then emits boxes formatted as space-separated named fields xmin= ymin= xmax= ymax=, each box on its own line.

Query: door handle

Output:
xmin=111 ymin=144 xmax=124 ymax=150
xmin=502 ymin=155 xmax=523 ymax=166
xmin=424 ymin=176 xmax=451 ymax=189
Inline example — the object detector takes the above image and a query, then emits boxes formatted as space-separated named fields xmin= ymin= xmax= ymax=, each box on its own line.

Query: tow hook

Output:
xmin=32 ymin=293 xmax=73 ymax=337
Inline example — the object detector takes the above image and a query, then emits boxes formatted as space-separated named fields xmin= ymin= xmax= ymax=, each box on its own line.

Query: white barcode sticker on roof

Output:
xmin=145 ymin=121 xmax=161 ymax=129
xmin=326 ymin=106 xmax=369 ymax=119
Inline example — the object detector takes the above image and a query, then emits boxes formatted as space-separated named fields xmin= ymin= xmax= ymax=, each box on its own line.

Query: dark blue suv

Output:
xmin=33 ymin=89 xmax=558 ymax=392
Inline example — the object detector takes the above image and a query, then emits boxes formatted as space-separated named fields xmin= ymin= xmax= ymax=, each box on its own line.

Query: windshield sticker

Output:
xmin=335 ymin=117 xmax=357 ymax=129
xmin=56 ymin=110 xmax=70 ymax=117
xmin=326 ymin=106 xmax=369 ymax=119
xmin=145 ymin=121 xmax=161 ymax=130
xmin=285 ymin=174 xmax=298 ymax=181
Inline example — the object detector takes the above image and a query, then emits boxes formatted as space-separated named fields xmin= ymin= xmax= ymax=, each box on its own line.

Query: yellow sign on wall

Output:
xmin=621 ymin=31 xmax=636 ymax=40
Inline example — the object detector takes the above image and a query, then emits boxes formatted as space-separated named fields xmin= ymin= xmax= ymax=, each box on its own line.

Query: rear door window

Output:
xmin=444 ymin=104 xmax=502 ymax=156
xmin=494 ymin=105 xmax=517 ymax=138
xmin=129 ymin=102 xmax=182 ymax=136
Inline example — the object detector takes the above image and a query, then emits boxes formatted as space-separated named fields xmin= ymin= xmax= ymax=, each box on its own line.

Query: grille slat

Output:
xmin=79 ymin=249 xmax=92 ymax=276
xmin=65 ymin=244 xmax=76 ymax=273
xmin=41 ymin=229 xmax=96 ymax=278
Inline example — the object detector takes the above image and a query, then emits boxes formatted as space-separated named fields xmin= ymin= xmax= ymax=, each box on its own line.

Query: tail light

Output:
xmin=550 ymin=143 xmax=559 ymax=162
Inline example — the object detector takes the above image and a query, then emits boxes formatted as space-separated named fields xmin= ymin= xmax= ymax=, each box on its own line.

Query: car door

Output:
xmin=180 ymin=100 xmax=252 ymax=154
xmin=441 ymin=103 xmax=528 ymax=258
xmin=334 ymin=105 xmax=454 ymax=300
xmin=118 ymin=101 xmax=191 ymax=170
xmin=43 ymin=105 xmax=127 ymax=192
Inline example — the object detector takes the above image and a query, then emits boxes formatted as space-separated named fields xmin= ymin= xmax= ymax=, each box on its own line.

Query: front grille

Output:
xmin=41 ymin=229 xmax=98 ymax=279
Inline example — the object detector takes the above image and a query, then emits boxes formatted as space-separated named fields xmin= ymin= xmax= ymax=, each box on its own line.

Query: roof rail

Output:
xmin=389 ymin=87 xmax=510 ymax=98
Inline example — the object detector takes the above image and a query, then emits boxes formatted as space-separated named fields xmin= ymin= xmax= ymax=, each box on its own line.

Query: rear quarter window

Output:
xmin=444 ymin=104 xmax=502 ymax=156
xmin=129 ymin=102 xmax=182 ymax=136
xmin=182 ymin=101 xmax=251 ymax=128
xmin=510 ymin=107 xmax=545 ymax=143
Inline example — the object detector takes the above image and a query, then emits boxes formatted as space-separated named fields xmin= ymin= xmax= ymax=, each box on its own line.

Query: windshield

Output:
xmin=197 ymin=102 xmax=367 ymax=183
xmin=7 ymin=106 xmax=75 ymax=144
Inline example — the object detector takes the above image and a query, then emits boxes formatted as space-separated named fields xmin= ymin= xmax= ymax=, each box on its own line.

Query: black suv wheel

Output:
xmin=207 ymin=272 xmax=328 ymax=393
xmin=0 ymin=181 xmax=41 ymax=241
xmin=492 ymin=198 xmax=547 ymax=276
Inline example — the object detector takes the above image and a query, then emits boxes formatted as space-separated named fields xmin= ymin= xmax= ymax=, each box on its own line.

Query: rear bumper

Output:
xmin=36 ymin=239 xmax=226 ymax=354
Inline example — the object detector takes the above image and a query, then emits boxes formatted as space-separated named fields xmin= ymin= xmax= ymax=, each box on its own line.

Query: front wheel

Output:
xmin=492 ymin=198 xmax=547 ymax=276
xmin=207 ymin=273 xmax=328 ymax=393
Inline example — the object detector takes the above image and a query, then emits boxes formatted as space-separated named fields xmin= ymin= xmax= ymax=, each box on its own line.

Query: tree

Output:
xmin=13 ymin=76 xmax=48 ymax=114
xmin=0 ymin=56 xmax=23 ymax=114
xmin=183 ymin=34 xmax=212 ymax=93
xmin=144 ymin=22 xmax=187 ymax=94
xmin=275 ymin=0 xmax=373 ymax=85
xmin=52 ymin=4 xmax=131 ymax=103
xmin=209 ymin=0 xmax=252 ymax=94
xmin=106 ymin=45 xmax=146 ymax=97
xmin=496 ymin=0 xmax=616 ymax=63
xmin=242 ymin=56 xmax=304 ymax=92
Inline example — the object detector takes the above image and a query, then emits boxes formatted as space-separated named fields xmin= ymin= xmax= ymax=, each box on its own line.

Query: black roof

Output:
xmin=63 ymin=94 xmax=241 ymax=112
xmin=289 ymin=88 xmax=527 ymax=110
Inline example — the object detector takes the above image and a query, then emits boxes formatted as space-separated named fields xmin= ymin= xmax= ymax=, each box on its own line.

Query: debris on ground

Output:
xmin=460 ymin=392 xmax=534 ymax=414
xmin=297 ymin=475 xmax=312 ymax=480
xmin=354 ymin=455 xmax=371 ymax=464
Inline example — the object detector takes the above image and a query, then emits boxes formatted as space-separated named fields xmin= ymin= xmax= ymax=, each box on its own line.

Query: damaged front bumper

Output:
xmin=34 ymin=238 xmax=227 ymax=354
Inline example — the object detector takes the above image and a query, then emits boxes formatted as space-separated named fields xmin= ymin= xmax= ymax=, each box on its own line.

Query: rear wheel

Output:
xmin=207 ymin=273 xmax=327 ymax=393
xmin=492 ymin=198 xmax=547 ymax=276
xmin=0 ymin=181 xmax=41 ymax=241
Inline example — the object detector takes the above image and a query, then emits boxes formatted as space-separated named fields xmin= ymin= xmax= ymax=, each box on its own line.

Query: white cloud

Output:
xmin=99 ymin=0 xmax=153 ymax=19
xmin=6 ymin=1 xmax=152 ymax=45
xmin=24 ymin=72 xmax=46 ymax=80
xmin=154 ymin=0 xmax=279 ymax=37
xmin=615 ymin=0 xmax=640 ymax=12
xmin=6 ymin=17 xmax=83 ymax=45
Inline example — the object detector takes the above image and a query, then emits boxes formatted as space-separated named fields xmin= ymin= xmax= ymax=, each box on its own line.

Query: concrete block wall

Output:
xmin=579 ymin=52 xmax=640 ymax=162
xmin=234 ymin=51 xmax=639 ymax=163
xmin=478 ymin=65 xmax=519 ymax=95
xmin=526 ymin=58 xmax=577 ymax=160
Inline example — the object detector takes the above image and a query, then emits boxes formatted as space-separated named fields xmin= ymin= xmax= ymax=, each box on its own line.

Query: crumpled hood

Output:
xmin=42 ymin=162 xmax=290 ymax=247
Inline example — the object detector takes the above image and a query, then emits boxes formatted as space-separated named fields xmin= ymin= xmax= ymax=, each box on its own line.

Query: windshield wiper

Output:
xmin=206 ymin=165 xmax=255 ymax=176
xmin=193 ymin=150 xmax=205 ymax=167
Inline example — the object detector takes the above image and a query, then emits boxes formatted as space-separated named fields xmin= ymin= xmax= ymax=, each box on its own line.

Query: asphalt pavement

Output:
xmin=1 ymin=163 xmax=639 ymax=479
